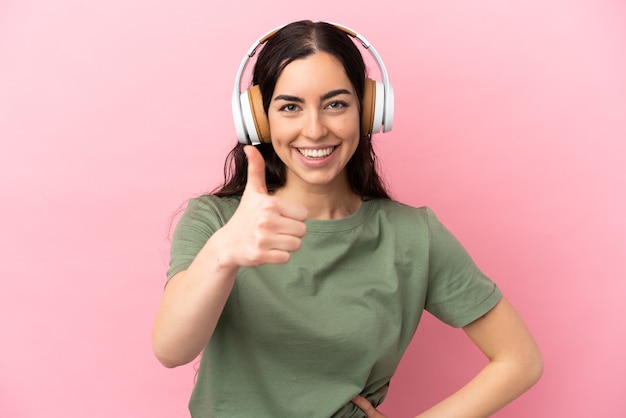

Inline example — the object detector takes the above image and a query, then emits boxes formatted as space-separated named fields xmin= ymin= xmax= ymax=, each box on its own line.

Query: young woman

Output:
xmin=152 ymin=20 xmax=543 ymax=418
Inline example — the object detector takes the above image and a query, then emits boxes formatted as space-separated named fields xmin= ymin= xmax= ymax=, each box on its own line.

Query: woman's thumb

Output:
xmin=244 ymin=145 xmax=268 ymax=194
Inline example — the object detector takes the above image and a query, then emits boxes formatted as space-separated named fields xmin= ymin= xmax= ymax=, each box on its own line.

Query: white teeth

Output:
xmin=298 ymin=147 xmax=335 ymax=159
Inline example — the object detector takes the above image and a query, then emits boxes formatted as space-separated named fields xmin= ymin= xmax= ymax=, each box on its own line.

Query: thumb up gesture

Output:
xmin=218 ymin=146 xmax=308 ymax=267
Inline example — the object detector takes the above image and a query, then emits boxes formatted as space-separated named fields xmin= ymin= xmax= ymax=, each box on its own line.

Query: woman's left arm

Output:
xmin=353 ymin=297 xmax=542 ymax=418
xmin=415 ymin=296 xmax=543 ymax=418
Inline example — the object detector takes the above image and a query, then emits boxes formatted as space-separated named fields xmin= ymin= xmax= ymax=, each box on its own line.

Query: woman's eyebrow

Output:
xmin=273 ymin=94 xmax=303 ymax=103
xmin=320 ymin=89 xmax=351 ymax=101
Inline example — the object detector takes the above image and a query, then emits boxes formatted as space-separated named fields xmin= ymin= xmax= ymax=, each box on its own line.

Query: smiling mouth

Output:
xmin=297 ymin=146 xmax=336 ymax=159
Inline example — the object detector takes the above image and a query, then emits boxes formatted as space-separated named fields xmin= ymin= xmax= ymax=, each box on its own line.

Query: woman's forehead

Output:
xmin=274 ymin=52 xmax=353 ymax=94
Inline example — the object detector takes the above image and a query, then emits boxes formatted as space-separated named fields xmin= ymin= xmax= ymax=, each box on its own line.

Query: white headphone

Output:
xmin=231 ymin=21 xmax=395 ymax=145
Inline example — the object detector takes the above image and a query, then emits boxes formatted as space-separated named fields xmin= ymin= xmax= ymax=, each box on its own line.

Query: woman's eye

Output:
xmin=327 ymin=101 xmax=346 ymax=110
xmin=280 ymin=103 xmax=298 ymax=112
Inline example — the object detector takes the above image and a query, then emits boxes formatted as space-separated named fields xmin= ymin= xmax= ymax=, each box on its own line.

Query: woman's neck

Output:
xmin=272 ymin=181 xmax=362 ymax=220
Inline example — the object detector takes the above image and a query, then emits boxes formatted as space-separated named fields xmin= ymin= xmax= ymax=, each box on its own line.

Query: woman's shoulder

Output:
xmin=187 ymin=193 xmax=241 ymax=208
xmin=368 ymin=199 xmax=456 ymax=237
xmin=180 ymin=193 xmax=242 ymax=223
xmin=370 ymin=198 xmax=434 ymax=220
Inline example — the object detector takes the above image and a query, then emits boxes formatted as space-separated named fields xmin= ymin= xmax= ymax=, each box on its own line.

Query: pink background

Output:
xmin=1 ymin=0 xmax=625 ymax=417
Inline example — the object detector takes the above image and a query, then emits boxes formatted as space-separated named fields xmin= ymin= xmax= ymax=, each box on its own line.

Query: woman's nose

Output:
xmin=302 ymin=110 xmax=328 ymax=140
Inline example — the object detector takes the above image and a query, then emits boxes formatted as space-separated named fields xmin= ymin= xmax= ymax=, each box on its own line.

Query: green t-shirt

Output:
xmin=167 ymin=195 xmax=502 ymax=418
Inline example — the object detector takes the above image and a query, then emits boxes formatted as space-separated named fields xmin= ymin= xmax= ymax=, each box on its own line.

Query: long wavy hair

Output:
xmin=214 ymin=20 xmax=391 ymax=200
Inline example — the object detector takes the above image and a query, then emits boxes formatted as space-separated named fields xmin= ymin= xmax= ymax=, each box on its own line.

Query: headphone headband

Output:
xmin=232 ymin=21 xmax=394 ymax=145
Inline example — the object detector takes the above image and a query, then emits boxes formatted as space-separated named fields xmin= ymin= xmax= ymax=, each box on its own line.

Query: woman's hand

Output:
xmin=351 ymin=396 xmax=389 ymax=418
xmin=217 ymin=145 xmax=308 ymax=267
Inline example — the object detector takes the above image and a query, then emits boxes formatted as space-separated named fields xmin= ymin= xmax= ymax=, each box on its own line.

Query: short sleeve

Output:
xmin=424 ymin=208 xmax=502 ymax=327
xmin=166 ymin=195 xmax=238 ymax=282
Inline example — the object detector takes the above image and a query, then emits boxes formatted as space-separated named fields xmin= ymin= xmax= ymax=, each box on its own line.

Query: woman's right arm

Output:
xmin=151 ymin=227 xmax=241 ymax=368
xmin=151 ymin=146 xmax=307 ymax=368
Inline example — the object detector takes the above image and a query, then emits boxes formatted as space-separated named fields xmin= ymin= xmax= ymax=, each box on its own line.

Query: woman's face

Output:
xmin=267 ymin=52 xmax=361 ymax=192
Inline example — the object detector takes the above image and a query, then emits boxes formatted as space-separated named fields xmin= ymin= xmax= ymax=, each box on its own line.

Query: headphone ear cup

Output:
xmin=361 ymin=78 xmax=376 ymax=136
xmin=239 ymin=86 xmax=271 ymax=144
xmin=238 ymin=90 xmax=255 ymax=144
xmin=248 ymin=86 xmax=271 ymax=143
xmin=361 ymin=78 xmax=385 ymax=135
xmin=382 ymin=82 xmax=394 ymax=132
xmin=233 ymin=91 xmax=249 ymax=145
